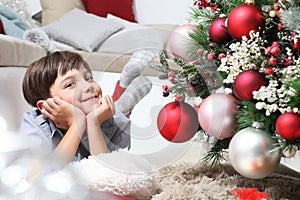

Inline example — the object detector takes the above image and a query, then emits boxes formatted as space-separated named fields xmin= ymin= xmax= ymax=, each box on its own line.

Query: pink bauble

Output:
xmin=157 ymin=101 xmax=199 ymax=143
xmin=198 ymin=93 xmax=238 ymax=139
xmin=168 ymin=24 xmax=197 ymax=62
xmin=233 ymin=70 xmax=268 ymax=101
xmin=209 ymin=18 xmax=232 ymax=44
xmin=276 ymin=112 xmax=300 ymax=140
xmin=227 ymin=4 xmax=265 ymax=40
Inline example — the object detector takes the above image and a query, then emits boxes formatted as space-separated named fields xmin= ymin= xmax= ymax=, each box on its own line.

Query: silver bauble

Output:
xmin=228 ymin=127 xmax=281 ymax=179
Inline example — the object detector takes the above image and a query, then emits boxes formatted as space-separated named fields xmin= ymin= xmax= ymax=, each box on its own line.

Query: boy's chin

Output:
xmin=82 ymin=103 xmax=99 ymax=114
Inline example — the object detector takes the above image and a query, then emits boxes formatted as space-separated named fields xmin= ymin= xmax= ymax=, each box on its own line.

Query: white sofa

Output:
xmin=0 ymin=23 xmax=178 ymax=73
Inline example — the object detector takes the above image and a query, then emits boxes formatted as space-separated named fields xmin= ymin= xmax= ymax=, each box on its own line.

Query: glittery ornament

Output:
xmin=228 ymin=126 xmax=281 ymax=179
xmin=157 ymin=101 xmax=199 ymax=143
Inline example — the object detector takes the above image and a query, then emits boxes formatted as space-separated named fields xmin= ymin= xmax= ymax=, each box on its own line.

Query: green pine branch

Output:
xmin=235 ymin=101 xmax=278 ymax=135
xmin=202 ymin=138 xmax=231 ymax=166
xmin=285 ymin=78 xmax=300 ymax=109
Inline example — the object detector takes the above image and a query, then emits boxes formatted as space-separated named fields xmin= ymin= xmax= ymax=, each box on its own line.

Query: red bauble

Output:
xmin=168 ymin=24 xmax=198 ymax=62
xmin=276 ymin=112 xmax=300 ymax=140
xmin=227 ymin=4 xmax=265 ymax=40
xmin=209 ymin=18 xmax=232 ymax=44
xmin=157 ymin=101 xmax=199 ymax=143
xmin=233 ymin=70 xmax=268 ymax=101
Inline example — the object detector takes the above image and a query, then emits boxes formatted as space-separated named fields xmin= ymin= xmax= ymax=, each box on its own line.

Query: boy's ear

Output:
xmin=36 ymin=100 xmax=45 ymax=111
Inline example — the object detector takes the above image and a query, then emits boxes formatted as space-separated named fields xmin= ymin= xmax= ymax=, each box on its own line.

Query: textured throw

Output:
xmin=0 ymin=5 xmax=30 ymax=39
xmin=51 ymin=151 xmax=159 ymax=200
xmin=153 ymin=162 xmax=300 ymax=200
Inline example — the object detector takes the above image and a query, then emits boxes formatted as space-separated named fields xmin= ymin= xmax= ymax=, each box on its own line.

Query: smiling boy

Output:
xmin=20 ymin=51 xmax=153 ymax=162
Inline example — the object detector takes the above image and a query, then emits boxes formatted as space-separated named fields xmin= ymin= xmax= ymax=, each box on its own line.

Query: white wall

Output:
xmin=24 ymin=0 xmax=42 ymax=16
xmin=135 ymin=0 xmax=192 ymax=25
xmin=24 ymin=0 xmax=193 ymax=25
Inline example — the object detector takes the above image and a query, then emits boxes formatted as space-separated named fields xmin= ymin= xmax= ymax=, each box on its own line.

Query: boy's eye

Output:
xmin=65 ymin=82 xmax=75 ymax=88
xmin=85 ymin=75 xmax=93 ymax=81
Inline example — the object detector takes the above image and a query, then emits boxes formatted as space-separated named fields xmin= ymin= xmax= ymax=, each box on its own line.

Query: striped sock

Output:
xmin=115 ymin=75 xmax=152 ymax=115
xmin=119 ymin=50 xmax=155 ymax=88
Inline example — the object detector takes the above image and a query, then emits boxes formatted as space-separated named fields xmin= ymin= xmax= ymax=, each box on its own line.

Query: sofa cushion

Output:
xmin=40 ymin=0 xmax=85 ymax=25
xmin=43 ymin=8 xmax=124 ymax=52
xmin=96 ymin=14 xmax=173 ymax=55
xmin=0 ymin=34 xmax=46 ymax=67
xmin=82 ymin=0 xmax=136 ymax=22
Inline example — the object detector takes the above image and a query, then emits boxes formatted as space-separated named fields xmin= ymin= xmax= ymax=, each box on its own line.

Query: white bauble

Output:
xmin=229 ymin=127 xmax=281 ymax=179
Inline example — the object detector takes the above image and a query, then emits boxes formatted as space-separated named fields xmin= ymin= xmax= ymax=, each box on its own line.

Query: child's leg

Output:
xmin=119 ymin=50 xmax=155 ymax=88
xmin=112 ymin=50 xmax=155 ymax=102
xmin=115 ymin=75 xmax=152 ymax=116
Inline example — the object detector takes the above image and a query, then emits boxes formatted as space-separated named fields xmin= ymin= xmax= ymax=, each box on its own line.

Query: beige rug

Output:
xmin=152 ymin=162 xmax=300 ymax=200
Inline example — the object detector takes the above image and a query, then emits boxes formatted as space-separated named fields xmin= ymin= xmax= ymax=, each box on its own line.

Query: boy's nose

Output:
xmin=82 ymin=81 xmax=94 ymax=92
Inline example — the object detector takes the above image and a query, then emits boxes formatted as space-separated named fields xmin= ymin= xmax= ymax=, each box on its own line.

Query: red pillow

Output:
xmin=81 ymin=0 xmax=137 ymax=23
xmin=0 ymin=20 xmax=4 ymax=34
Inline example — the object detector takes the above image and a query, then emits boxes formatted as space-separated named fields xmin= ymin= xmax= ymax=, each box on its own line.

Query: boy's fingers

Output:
xmin=103 ymin=95 xmax=110 ymax=105
xmin=99 ymin=95 xmax=115 ymax=114
xmin=105 ymin=95 xmax=115 ymax=114
xmin=53 ymin=96 xmax=63 ymax=105
xmin=42 ymin=101 xmax=52 ymax=111
xmin=104 ymin=95 xmax=113 ymax=104
xmin=40 ymin=108 xmax=53 ymax=119
xmin=45 ymin=98 xmax=59 ymax=110
xmin=108 ymin=95 xmax=114 ymax=104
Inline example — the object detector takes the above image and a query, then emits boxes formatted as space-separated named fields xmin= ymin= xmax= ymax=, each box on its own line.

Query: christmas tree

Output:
xmin=151 ymin=0 xmax=300 ymax=179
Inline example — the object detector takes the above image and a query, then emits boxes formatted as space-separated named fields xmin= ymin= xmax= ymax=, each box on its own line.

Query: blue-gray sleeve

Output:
xmin=101 ymin=111 xmax=131 ymax=152
xmin=19 ymin=111 xmax=53 ymax=152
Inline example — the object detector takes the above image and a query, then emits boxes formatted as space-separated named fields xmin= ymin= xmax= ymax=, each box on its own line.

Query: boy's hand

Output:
xmin=87 ymin=95 xmax=115 ymax=125
xmin=40 ymin=97 xmax=85 ymax=129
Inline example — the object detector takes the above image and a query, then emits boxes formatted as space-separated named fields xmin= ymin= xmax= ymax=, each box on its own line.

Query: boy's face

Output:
xmin=50 ymin=66 xmax=102 ymax=114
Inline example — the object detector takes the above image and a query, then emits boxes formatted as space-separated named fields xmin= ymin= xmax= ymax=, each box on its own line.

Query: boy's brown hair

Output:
xmin=22 ymin=51 xmax=92 ymax=107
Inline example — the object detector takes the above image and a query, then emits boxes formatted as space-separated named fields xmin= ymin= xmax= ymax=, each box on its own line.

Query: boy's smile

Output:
xmin=81 ymin=95 xmax=99 ymax=103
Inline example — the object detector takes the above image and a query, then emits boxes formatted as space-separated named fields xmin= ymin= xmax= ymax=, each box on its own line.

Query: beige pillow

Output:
xmin=40 ymin=0 xmax=85 ymax=25
xmin=96 ymin=14 xmax=166 ymax=54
